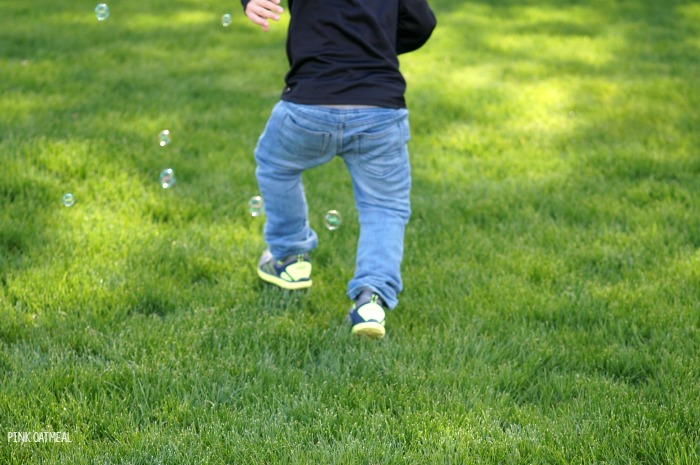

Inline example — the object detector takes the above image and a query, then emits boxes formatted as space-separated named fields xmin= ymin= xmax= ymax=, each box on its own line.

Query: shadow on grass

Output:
xmin=407 ymin=0 xmax=699 ymax=247
xmin=402 ymin=0 xmax=700 ymax=392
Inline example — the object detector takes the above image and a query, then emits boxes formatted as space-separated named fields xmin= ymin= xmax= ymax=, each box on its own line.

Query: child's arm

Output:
xmin=397 ymin=0 xmax=436 ymax=54
xmin=241 ymin=0 xmax=284 ymax=32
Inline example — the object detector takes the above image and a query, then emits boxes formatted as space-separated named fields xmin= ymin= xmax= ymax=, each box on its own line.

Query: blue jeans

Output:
xmin=254 ymin=101 xmax=411 ymax=309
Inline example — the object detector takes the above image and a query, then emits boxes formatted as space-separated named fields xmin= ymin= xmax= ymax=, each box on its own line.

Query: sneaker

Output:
xmin=257 ymin=249 xmax=312 ymax=290
xmin=348 ymin=289 xmax=386 ymax=339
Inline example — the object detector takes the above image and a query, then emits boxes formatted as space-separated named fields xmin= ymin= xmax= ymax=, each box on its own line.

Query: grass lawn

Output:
xmin=1 ymin=0 xmax=699 ymax=462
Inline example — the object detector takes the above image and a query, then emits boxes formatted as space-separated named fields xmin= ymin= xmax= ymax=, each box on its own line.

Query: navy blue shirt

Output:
xmin=241 ymin=0 xmax=436 ymax=108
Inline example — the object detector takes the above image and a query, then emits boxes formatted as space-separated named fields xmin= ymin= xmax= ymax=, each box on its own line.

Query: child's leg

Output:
xmin=342 ymin=109 xmax=411 ymax=309
xmin=254 ymin=102 xmax=336 ymax=259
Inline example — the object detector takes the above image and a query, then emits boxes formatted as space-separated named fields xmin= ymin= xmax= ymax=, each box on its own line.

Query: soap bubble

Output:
xmin=158 ymin=129 xmax=171 ymax=147
xmin=95 ymin=3 xmax=109 ymax=21
xmin=221 ymin=13 xmax=232 ymax=27
xmin=324 ymin=210 xmax=342 ymax=230
xmin=159 ymin=168 xmax=176 ymax=189
xmin=62 ymin=193 xmax=75 ymax=207
xmin=248 ymin=196 xmax=264 ymax=217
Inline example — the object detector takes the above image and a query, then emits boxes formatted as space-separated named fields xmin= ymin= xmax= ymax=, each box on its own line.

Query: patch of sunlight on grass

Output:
xmin=445 ymin=64 xmax=502 ymax=90
xmin=677 ymin=2 xmax=700 ymax=22
xmin=683 ymin=36 xmax=700 ymax=54
xmin=416 ymin=67 xmax=572 ymax=136
xmin=126 ymin=10 xmax=216 ymax=29
xmin=508 ymin=80 xmax=576 ymax=134
xmin=447 ymin=69 xmax=576 ymax=134
xmin=436 ymin=1 xmax=491 ymax=27
xmin=416 ymin=142 xmax=574 ymax=189
xmin=45 ymin=6 xmax=212 ymax=29
xmin=95 ymin=111 xmax=183 ymax=144
xmin=678 ymin=4 xmax=700 ymax=52
xmin=436 ymin=121 xmax=480 ymax=150
xmin=519 ymin=5 xmax=579 ymax=22
xmin=0 ymin=92 xmax=64 ymax=126
xmin=430 ymin=2 xmax=619 ymax=68
xmin=487 ymin=32 xmax=616 ymax=68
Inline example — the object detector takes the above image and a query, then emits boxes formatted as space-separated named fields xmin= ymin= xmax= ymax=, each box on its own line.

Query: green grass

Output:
xmin=1 ymin=0 xmax=699 ymax=462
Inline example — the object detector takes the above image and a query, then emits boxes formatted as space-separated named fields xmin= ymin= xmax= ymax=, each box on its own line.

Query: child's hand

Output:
xmin=245 ymin=0 xmax=284 ymax=32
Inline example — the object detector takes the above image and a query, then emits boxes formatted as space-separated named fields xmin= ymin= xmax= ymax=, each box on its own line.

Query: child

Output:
xmin=241 ymin=0 xmax=436 ymax=338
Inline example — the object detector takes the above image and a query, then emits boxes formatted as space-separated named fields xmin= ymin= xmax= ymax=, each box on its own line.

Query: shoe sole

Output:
xmin=351 ymin=322 xmax=386 ymax=339
xmin=257 ymin=268 xmax=312 ymax=290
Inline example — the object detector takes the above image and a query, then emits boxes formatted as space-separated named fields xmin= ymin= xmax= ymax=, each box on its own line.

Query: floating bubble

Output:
xmin=95 ymin=3 xmax=109 ymax=21
xmin=221 ymin=13 xmax=232 ymax=27
xmin=62 ymin=193 xmax=75 ymax=207
xmin=158 ymin=129 xmax=171 ymax=147
xmin=248 ymin=196 xmax=264 ymax=217
xmin=324 ymin=210 xmax=342 ymax=230
xmin=159 ymin=168 xmax=176 ymax=189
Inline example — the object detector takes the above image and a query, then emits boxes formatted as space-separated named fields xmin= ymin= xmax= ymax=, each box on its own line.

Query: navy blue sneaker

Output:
xmin=348 ymin=289 xmax=386 ymax=339
xmin=257 ymin=249 xmax=312 ymax=290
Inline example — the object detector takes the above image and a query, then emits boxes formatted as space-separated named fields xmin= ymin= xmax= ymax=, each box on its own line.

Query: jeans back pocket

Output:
xmin=353 ymin=119 xmax=408 ymax=177
xmin=278 ymin=113 xmax=332 ymax=157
